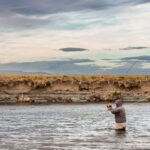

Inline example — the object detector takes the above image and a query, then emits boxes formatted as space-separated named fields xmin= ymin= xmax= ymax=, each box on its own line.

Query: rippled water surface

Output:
xmin=0 ymin=103 xmax=150 ymax=150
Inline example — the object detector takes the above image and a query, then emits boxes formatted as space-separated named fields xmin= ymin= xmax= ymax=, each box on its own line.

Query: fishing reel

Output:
xmin=106 ymin=103 xmax=112 ymax=111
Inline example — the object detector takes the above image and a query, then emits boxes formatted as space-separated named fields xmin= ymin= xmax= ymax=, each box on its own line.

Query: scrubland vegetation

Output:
xmin=0 ymin=74 xmax=149 ymax=103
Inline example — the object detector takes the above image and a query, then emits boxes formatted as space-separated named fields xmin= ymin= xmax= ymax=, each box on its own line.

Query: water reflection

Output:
xmin=0 ymin=103 xmax=149 ymax=150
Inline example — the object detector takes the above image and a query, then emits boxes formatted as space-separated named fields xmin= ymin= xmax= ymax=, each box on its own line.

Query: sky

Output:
xmin=0 ymin=0 xmax=150 ymax=74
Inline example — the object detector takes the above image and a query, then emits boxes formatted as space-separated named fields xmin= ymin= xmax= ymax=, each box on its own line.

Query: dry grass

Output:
xmin=0 ymin=74 xmax=149 ymax=102
xmin=0 ymin=74 xmax=149 ymax=90
xmin=0 ymin=74 xmax=149 ymax=82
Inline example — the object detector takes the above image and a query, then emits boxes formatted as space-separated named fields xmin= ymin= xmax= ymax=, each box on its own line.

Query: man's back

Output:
xmin=109 ymin=100 xmax=126 ymax=130
xmin=111 ymin=106 xmax=126 ymax=123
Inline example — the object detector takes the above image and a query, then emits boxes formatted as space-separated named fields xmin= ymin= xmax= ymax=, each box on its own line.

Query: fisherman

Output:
xmin=107 ymin=99 xmax=126 ymax=130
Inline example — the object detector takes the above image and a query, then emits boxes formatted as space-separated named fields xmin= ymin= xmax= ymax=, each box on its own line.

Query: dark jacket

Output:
xmin=111 ymin=100 xmax=126 ymax=123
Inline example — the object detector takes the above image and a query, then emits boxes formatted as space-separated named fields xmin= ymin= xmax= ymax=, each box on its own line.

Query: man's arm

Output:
xmin=111 ymin=107 xmax=121 ymax=114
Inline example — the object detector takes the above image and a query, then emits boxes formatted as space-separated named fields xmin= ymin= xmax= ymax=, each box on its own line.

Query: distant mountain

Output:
xmin=0 ymin=70 xmax=24 ymax=74
xmin=0 ymin=70 xmax=48 ymax=74
xmin=0 ymin=60 xmax=149 ymax=75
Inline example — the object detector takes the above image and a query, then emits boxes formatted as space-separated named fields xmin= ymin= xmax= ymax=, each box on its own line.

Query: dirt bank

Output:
xmin=0 ymin=74 xmax=149 ymax=104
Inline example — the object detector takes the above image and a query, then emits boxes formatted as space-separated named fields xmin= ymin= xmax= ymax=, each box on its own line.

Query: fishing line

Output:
xmin=126 ymin=60 xmax=138 ymax=74
xmin=99 ymin=59 xmax=142 ymax=117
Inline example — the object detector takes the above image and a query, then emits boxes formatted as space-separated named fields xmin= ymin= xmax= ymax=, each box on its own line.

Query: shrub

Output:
xmin=112 ymin=91 xmax=122 ymax=100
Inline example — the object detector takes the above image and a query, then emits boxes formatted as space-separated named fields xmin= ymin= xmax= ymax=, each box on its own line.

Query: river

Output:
xmin=0 ymin=103 xmax=150 ymax=150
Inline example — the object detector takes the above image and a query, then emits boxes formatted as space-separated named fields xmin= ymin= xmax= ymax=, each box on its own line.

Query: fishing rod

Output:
xmin=105 ymin=60 xmax=139 ymax=108
xmin=126 ymin=60 xmax=138 ymax=74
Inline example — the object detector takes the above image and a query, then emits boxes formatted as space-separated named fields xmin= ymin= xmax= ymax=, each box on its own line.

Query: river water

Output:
xmin=0 ymin=103 xmax=150 ymax=150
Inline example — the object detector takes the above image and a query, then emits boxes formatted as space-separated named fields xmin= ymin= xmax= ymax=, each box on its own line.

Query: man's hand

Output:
xmin=107 ymin=104 xmax=112 ymax=111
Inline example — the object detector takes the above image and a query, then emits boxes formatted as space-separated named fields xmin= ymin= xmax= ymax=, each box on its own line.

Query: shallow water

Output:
xmin=0 ymin=103 xmax=150 ymax=150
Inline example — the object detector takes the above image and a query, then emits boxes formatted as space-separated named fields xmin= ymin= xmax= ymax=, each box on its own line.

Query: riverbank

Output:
xmin=0 ymin=74 xmax=149 ymax=104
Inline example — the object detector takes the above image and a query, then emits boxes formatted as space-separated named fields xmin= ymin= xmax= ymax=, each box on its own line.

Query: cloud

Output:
xmin=0 ymin=0 xmax=150 ymax=31
xmin=0 ymin=0 xmax=149 ymax=16
xmin=101 ymin=59 xmax=112 ymax=60
xmin=122 ymin=55 xmax=150 ymax=61
xmin=0 ymin=0 xmax=150 ymax=21
xmin=0 ymin=58 xmax=149 ymax=75
xmin=68 ymin=59 xmax=94 ymax=63
xmin=59 ymin=47 xmax=88 ymax=52
xmin=0 ymin=59 xmax=102 ymax=74
xmin=138 ymin=0 xmax=150 ymax=4
xmin=0 ymin=0 xmax=121 ymax=16
xmin=120 ymin=46 xmax=148 ymax=50
xmin=0 ymin=0 xmax=112 ymax=17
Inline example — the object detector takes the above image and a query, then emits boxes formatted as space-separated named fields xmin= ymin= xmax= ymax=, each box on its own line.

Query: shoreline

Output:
xmin=0 ymin=101 xmax=149 ymax=106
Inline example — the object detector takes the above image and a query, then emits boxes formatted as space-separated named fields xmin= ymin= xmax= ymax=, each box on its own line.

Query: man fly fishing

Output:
xmin=107 ymin=99 xmax=126 ymax=130
xmin=105 ymin=60 xmax=138 ymax=131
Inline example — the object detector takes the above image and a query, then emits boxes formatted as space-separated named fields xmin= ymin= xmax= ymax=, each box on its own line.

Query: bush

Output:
xmin=112 ymin=91 xmax=122 ymax=100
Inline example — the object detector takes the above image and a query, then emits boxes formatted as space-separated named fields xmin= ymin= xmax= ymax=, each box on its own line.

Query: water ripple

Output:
xmin=0 ymin=104 xmax=150 ymax=150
